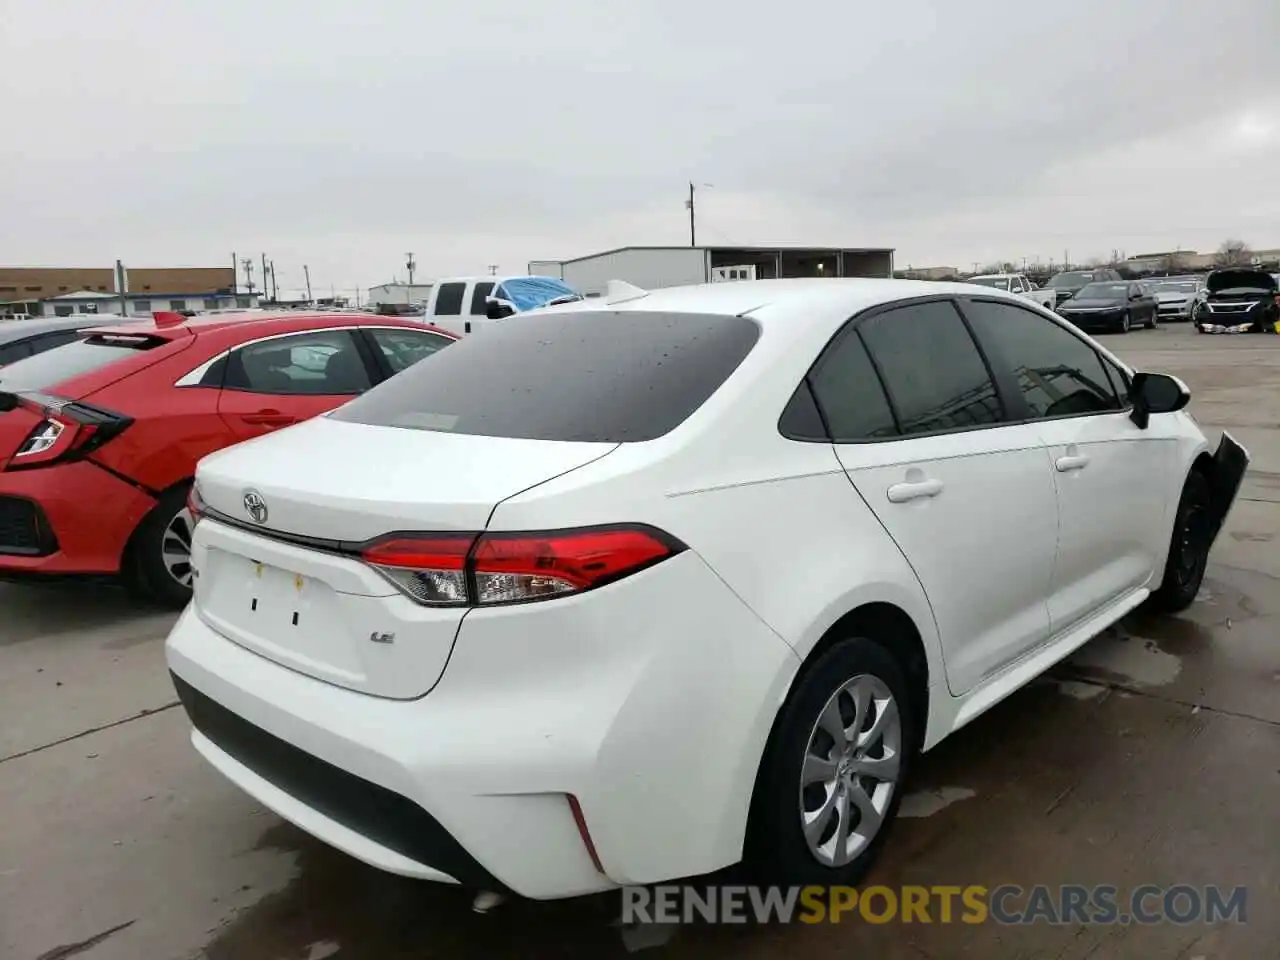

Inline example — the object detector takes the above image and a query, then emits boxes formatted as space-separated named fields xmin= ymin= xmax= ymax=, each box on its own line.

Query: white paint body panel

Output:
xmin=166 ymin=278 xmax=1231 ymax=899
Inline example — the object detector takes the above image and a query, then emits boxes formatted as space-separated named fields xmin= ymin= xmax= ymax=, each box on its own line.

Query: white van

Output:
xmin=422 ymin=275 xmax=584 ymax=336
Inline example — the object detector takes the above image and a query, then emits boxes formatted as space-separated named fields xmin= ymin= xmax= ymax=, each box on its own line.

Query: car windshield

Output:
xmin=330 ymin=310 xmax=761 ymax=442
xmin=968 ymin=277 xmax=1010 ymax=289
xmin=1046 ymin=272 xmax=1096 ymax=288
xmin=1076 ymin=283 xmax=1128 ymax=299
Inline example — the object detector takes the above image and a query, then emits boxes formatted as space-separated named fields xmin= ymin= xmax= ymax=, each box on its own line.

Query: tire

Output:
xmin=1145 ymin=310 xmax=1157 ymax=330
xmin=747 ymin=637 xmax=915 ymax=887
xmin=1118 ymin=311 xmax=1131 ymax=334
xmin=124 ymin=483 xmax=196 ymax=609
xmin=1149 ymin=471 xmax=1213 ymax=614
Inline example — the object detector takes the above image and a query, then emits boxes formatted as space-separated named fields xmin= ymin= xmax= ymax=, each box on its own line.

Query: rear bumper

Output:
xmin=0 ymin=461 xmax=155 ymax=574
xmin=166 ymin=549 xmax=800 ymax=899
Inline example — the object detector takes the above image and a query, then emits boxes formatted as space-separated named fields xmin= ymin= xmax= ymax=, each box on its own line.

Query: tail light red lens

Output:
xmin=361 ymin=533 xmax=477 ymax=606
xmin=360 ymin=525 xmax=686 ymax=607
xmin=4 ymin=394 xmax=132 ymax=471
xmin=186 ymin=483 xmax=206 ymax=521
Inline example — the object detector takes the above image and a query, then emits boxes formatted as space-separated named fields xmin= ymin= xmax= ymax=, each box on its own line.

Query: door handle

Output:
xmin=886 ymin=478 xmax=944 ymax=503
xmin=1055 ymin=454 xmax=1091 ymax=472
xmin=241 ymin=410 xmax=295 ymax=426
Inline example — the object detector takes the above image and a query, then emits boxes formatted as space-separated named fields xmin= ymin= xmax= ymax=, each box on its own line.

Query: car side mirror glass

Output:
xmin=1129 ymin=371 xmax=1190 ymax=428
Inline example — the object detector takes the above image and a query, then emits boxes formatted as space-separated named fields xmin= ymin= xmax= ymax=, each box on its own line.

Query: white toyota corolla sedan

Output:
xmin=166 ymin=278 xmax=1248 ymax=900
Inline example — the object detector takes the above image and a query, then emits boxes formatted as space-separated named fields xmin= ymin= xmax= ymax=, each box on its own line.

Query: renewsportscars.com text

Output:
xmin=621 ymin=884 xmax=1248 ymax=926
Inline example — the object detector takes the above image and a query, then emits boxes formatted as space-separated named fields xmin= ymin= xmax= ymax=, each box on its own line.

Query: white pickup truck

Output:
xmin=966 ymin=273 xmax=1057 ymax=309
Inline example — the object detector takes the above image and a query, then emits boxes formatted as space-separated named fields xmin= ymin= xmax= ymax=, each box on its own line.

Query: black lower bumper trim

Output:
xmin=0 ymin=494 xmax=57 ymax=556
xmin=171 ymin=671 xmax=508 ymax=892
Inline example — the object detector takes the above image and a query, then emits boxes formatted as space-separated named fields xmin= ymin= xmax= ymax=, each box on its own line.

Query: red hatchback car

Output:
xmin=0 ymin=311 xmax=455 ymax=605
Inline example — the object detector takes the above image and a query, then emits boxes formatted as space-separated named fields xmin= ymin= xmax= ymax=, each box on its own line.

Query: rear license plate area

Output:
xmin=200 ymin=547 xmax=364 ymax=680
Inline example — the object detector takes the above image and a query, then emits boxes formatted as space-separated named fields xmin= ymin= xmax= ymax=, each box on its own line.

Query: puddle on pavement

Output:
xmin=1065 ymin=624 xmax=1184 ymax=688
xmin=201 ymin=822 xmax=629 ymax=959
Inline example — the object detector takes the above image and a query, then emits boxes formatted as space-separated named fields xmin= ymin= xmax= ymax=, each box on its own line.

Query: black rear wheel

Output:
xmin=123 ymin=484 xmax=195 ymax=608
xmin=747 ymin=637 xmax=915 ymax=886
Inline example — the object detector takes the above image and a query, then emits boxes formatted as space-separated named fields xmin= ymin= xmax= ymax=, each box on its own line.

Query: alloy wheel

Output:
xmin=161 ymin=508 xmax=195 ymax=587
xmin=799 ymin=674 xmax=902 ymax=867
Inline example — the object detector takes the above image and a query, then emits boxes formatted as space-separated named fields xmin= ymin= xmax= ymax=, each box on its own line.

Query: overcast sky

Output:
xmin=3 ymin=0 xmax=1278 ymax=294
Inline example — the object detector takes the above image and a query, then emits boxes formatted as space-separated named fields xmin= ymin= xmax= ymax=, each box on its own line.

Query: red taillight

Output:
xmin=361 ymin=533 xmax=477 ymax=606
xmin=360 ymin=525 xmax=685 ymax=607
xmin=4 ymin=395 xmax=132 ymax=471
xmin=186 ymin=483 xmax=206 ymax=521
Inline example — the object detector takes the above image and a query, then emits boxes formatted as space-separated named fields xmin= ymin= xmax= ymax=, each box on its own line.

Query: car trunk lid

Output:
xmin=191 ymin=416 xmax=618 ymax=698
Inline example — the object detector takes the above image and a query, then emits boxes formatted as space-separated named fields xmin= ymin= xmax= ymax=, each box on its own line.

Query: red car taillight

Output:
xmin=6 ymin=395 xmax=133 ymax=471
xmin=360 ymin=524 xmax=687 ymax=607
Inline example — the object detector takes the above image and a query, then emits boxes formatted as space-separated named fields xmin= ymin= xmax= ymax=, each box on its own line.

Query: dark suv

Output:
xmin=1044 ymin=268 xmax=1124 ymax=307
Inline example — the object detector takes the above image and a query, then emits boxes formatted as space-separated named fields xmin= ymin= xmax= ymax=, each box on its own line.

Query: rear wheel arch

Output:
xmin=121 ymin=476 xmax=195 ymax=605
xmin=803 ymin=603 xmax=930 ymax=745
xmin=750 ymin=601 xmax=931 ymax=806
xmin=743 ymin=601 xmax=929 ymax=879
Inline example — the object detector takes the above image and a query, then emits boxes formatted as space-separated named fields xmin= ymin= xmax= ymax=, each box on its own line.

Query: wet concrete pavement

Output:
xmin=3 ymin=323 xmax=1279 ymax=959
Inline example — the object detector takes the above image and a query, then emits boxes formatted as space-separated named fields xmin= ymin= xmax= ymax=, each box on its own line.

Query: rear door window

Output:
xmin=331 ymin=311 xmax=761 ymax=442
xmin=433 ymin=283 xmax=466 ymax=316
xmin=792 ymin=328 xmax=898 ymax=441
xmin=857 ymin=300 xmax=1003 ymax=435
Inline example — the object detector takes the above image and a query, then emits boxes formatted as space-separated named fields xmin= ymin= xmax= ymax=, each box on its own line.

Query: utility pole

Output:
xmin=269 ymin=260 xmax=277 ymax=301
xmin=685 ymin=182 xmax=696 ymax=247
xmin=261 ymin=254 xmax=270 ymax=302
xmin=230 ymin=252 xmax=238 ymax=295
xmin=1064 ymin=249 xmax=1070 ymax=271
xmin=405 ymin=253 xmax=416 ymax=290
xmin=115 ymin=260 xmax=128 ymax=316
xmin=241 ymin=257 xmax=255 ymax=298
xmin=303 ymin=265 xmax=313 ymax=304
xmin=487 ymin=264 xmax=498 ymax=276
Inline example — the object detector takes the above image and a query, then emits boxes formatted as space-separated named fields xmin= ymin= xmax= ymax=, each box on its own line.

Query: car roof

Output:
xmin=969 ymin=273 xmax=1016 ymax=279
xmin=549 ymin=277 xmax=1037 ymax=338
xmin=84 ymin=310 xmax=455 ymax=343
xmin=0 ymin=314 xmax=144 ymax=345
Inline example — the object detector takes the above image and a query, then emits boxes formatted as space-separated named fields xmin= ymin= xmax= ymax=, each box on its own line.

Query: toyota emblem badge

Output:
xmin=243 ymin=490 xmax=269 ymax=525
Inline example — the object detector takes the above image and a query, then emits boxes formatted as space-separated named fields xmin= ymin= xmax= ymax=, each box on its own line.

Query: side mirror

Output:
xmin=485 ymin=300 xmax=515 ymax=320
xmin=1129 ymin=372 xmax=1190 ymax=428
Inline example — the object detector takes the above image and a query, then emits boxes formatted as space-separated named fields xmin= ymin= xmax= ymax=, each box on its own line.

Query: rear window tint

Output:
xmin=330 ymin=311 xmax=761 ymax=442
xmin=0 ymin=335 xmax=158 ymax=392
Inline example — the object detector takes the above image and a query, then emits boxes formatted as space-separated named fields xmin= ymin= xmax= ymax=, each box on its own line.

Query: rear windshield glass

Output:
xmin=0 ymin=335 xmax=151 ymax=391
xmin=330 ymin=311 xmax=761 ymax=442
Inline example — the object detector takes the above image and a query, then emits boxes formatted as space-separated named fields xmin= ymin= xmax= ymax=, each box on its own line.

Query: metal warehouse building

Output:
xmin=529 ymin=245 xmax=895 ymax=297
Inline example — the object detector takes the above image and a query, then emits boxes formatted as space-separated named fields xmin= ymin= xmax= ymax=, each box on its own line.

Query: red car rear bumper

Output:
xmin=0 ymin=461 xmax=157 ymax=576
